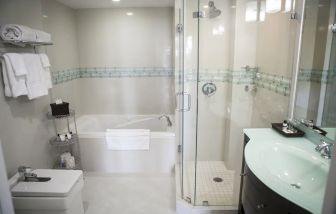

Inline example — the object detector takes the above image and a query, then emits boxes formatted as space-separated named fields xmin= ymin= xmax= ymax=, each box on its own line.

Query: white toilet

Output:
xmin=9 ymin=169 xmax=85 ymax=214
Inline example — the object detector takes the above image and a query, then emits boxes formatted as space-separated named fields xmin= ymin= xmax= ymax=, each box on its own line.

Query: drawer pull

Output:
xmin=240 ymin=173 xmax=247 ymax=176
xmin=257 ymin=204 xmax=265 ymax=209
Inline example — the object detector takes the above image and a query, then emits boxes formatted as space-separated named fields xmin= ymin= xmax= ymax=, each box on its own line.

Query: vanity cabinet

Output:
xmin=239 ymin=134 xmax=311 ymax=214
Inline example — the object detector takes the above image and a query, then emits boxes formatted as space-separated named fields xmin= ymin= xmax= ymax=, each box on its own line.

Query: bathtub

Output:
xmin=76 ymin=115 xmax=175 ymax=173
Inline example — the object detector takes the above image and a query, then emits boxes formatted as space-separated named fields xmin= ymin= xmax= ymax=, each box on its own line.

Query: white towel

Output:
xmin=4 ymin=53 xmax=27 ymax=76
xmin=1 ymin=55 xmax=28 ymax=97
xmin=35 ymin=30 xmax=51 ymax=43
xmin=39 ymin=54 xmax=51 ymax=68
xmin=0 ymin=58 xmax=12 ymax=97
xmin=22 ymin=54 xmax=48 ymax=100
xmin=0 ymin=24 xmax=36 ymax=42
xmin=39 ymin=54 xmax=52 ymax=89
xmin=105 ymin=129 xmax=150 ymax=151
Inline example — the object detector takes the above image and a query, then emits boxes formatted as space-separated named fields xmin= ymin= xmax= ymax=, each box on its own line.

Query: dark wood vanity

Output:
xmin=239 ymin=134 xmax=311 ymax=214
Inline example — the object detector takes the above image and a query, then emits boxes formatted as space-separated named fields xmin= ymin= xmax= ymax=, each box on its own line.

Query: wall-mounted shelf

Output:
xmin=0 ymin=39 xmax=53 ymax=47
xmin=49 ymin=134 xmax=78 ymax=147
xmin=47 ymin=108 xmax=81 ymax=170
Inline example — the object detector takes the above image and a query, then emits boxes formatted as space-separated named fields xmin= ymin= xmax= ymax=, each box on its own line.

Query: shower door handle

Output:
xmin=175 ymin=92 xmax=191 ymax=112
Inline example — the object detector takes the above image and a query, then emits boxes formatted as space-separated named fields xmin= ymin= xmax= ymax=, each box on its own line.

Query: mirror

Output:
xmin=294 ymin=0 xmax=336 ymax=141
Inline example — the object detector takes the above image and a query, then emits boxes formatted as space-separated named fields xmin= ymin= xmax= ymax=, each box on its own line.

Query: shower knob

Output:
xmin=202 ymin=82 xmax=216 ymax=97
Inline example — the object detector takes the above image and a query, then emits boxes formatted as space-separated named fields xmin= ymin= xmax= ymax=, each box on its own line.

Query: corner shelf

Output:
xmin=49 ymin=134 xmax=78 ymax=147
xmin=47 ymin=108 xmax=81 ymax=170
xmin=53 ymin=157 xmax=81 ymax=170
xmin=47 ymin=109 xmax=76 ymax=120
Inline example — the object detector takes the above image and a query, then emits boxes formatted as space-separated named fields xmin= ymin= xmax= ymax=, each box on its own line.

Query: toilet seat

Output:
xmin=9 ymin=169 xmax=84 ymax=214
xmin=11 ymin=169 xmax=83 ymax=197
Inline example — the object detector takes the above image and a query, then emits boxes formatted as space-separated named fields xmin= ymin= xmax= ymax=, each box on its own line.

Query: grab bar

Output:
xmin=175 ymin=92 xmax=191 ymax=112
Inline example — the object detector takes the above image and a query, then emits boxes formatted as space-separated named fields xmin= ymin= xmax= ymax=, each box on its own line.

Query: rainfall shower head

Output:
xmin=207 ymin=1 xmax=221 ymax=18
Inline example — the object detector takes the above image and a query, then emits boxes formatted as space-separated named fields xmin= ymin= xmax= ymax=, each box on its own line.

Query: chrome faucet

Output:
xmin=159 ymin=115 xmax=172 ymax=127
xmin=18 ymin=166 xmax=37 ymax=181
xmin=315 ymin=140 xmax=333 ymax=159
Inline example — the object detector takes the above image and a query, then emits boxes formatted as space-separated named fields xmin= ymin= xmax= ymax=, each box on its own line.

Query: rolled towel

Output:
xmin=35 ymin=29 xmax=51 ymax=43
xmin=0 ymin=24 xmax=36 ymax=42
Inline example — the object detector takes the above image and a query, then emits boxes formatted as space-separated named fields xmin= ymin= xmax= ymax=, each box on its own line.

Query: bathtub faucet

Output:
xmin=159 ymin=115 xmax=172 ymax=127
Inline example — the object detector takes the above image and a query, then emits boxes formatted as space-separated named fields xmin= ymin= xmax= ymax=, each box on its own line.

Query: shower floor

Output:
xmin=176 ymin=161 xmax=235 ymax=206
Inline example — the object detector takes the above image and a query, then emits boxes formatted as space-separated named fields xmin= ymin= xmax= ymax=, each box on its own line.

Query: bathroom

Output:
xmin=0 ymin=0 xmax=335 ymax=213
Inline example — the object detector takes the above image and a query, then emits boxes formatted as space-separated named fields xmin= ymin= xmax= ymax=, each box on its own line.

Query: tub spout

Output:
xmin=159 ymin=115 xmax=172 ymax=127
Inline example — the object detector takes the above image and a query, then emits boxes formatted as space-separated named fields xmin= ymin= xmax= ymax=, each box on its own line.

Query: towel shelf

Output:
xmin=47 ymin=109 xmax=75 ymax=120
xmin=0 ymin=39 xmax=53 ymax=47
xmin=49 ymin=134 xmax=78 ymax=147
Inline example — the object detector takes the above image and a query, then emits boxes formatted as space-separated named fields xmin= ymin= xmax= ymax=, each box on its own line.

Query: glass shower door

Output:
xmin=175 ymin=0 xmax=199 ymax=204
xmin=195 ymin=0 xmax=237 ymax=206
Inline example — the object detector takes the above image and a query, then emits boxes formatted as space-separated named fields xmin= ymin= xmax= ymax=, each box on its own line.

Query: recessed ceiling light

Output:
xmin=112 ymin=0 xmax=120 ymax=2
xmin=203 ymin=5 xmax=209 ymax=8
xmin=126 ymin=12 xmax=133 ymax=16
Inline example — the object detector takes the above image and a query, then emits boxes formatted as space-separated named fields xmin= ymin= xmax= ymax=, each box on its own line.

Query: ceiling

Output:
xmin=56 ymin=0 xmax=174 ymax=9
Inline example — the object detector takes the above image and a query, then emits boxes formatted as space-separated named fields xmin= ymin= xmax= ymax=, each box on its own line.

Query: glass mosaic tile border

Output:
xmin=51 ymin=67 xmax=291 ymax=96
xmin=298 ymin=69 xmax=336 ymax=84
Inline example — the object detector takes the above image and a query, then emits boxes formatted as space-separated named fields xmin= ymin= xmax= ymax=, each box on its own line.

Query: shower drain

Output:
xmin=213 ymin=177 xmax=223 ymax=182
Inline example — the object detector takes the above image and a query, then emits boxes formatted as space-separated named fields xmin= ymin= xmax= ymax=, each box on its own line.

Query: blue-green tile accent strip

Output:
xmin=255 ymin=72 xmax=291 ymax=96
xmin=52 ymin=67 xmax=291 ymax=96
xmin=180 ymin=69 xmax=290 ymax=96
xmin=52 ymin=67 xmax=174 ymax=85
xmin=52 ymin=68 xmax=81 ymax=85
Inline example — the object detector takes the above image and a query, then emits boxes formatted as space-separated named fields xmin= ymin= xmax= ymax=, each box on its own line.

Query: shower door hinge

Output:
xmin=290 ymin=12 xmax=297 ymax=20
xmin=193 ymin=11 xmax=205 ymax=19
xmin=177 ymin=24 xmax=183 ymax=33
xmin=178 ymin=145 xmax=182 ymax=153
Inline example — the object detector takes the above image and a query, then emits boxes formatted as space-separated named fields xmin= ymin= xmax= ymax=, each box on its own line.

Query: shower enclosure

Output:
xmin=175 ymin=0 xmax=299 ymax=211
xmin=175 ymin=0 xmax=242 ymax=209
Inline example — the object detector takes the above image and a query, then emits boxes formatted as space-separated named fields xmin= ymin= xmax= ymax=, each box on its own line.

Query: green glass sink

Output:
xmin=261 ymin=143 xmax=329 ymax=195
xmin=244 ymin=128 xmax=331 ymax=214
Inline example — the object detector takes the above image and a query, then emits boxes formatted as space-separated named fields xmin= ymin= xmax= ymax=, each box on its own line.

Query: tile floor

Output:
xmin=177 ymin=161 xmax=235 ymax=206
xmin=82 ymin=172 xmax=176 ymax=214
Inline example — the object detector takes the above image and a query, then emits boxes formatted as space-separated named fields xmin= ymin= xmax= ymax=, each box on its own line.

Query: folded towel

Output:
xmin=35 ymin=30 xmax=51 ymax=43
xmin=38 ymin=54 xmax=52 ymax=89
xmin=0 ymin=24 xmax=37 ymax=42
xmin=4 ymin=53 xmax=27 ymax=76
xmin=22 ymin=54 xmax=48 ymax=99
xmin=0 ymin=58 xmax=12 ymax=97
xmin=1 ymin=55 xmax=28 ymax=97
xmin=39 ymin=53 xmax=51 ymax=68
xmin=105 ymin=129 xmax=150 ymax=150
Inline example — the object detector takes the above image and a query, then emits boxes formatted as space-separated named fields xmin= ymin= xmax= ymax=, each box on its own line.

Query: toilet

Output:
xmin=9 ymin=169 xmax=84 ymax=214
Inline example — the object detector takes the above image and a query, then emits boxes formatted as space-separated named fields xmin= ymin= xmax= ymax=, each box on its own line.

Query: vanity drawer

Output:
xmin=241 ymin=165 xmax=311 ymax=214
xmin=243 ymin=174 xmax=287 ymax=214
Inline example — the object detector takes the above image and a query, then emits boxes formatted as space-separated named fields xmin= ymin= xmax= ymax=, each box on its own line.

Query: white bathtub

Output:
xmin=76 ymin=115 xmax=175 ymax=173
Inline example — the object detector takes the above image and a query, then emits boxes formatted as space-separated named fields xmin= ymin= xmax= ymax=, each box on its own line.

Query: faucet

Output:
xmin=315 ymin=140 xmax=333 ymax=159
xmin=18 ymin=166 xmax=37 ymax=181
xmin=159 ymin=115 xmax=172 ymax=127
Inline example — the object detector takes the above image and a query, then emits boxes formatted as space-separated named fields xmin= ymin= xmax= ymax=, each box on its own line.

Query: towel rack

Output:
xmin=0 ymin=39 xmax=53 ymax=47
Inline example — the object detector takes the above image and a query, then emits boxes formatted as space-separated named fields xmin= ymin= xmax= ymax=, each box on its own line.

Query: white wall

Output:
xmin=75 ymin=7 xmax=175 ymax=115
xmin=42 ymin=0 xmax=82 ymax=114
xmin=76 ymin=8 xmax=173 ymax=68
xmin=0 ymin=0 xmax=54 ymax=177
xmin=0 ymin=0 xmax=81 ymax=176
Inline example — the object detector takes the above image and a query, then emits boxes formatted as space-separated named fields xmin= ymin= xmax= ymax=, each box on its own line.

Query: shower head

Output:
xmin=207 ymin=1 xmax=221 ymax=19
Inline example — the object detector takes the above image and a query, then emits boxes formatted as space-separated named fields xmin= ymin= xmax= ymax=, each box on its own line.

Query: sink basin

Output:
xmin=244 ymin=128 xmax=331 ymax=214
xmin=260 ymin=143 xmax=329 ymax=195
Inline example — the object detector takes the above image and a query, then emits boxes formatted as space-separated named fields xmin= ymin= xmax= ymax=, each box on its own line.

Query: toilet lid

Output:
xmin=11 ymin=169 xmax=83 ymax=197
